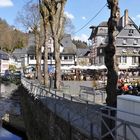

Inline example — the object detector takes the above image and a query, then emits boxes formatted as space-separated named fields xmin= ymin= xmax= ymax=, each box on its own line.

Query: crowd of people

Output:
xmin=117 ymin=70 xmax=140 ymax=95
xmin=117 ymin=79 xmax=140 ymax=95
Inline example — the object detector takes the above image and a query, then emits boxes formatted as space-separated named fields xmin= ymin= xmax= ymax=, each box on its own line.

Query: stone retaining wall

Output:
xmin=19 ymin=85 xmax=90 ymax=140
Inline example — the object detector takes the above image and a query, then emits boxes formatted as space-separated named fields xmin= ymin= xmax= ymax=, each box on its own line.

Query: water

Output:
xmin=0 ymin=127 xmax=21 ymax=140
xmin=0 ymin=83 xmax=23 ymax=140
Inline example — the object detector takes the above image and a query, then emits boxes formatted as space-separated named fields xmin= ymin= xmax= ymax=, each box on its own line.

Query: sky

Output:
xmin=0 ymin=0 xmax=140 ymax=43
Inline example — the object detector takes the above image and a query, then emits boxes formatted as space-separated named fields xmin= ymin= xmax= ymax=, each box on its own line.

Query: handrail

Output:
xmin=21 ymin=77 xmax=140 ymax=140
xmin=21 ymin=77 xmax=140 ymax=118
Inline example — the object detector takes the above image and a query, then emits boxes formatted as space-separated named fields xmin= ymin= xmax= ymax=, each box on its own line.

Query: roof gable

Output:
xmin=116 ymin=24 xmax=140 ymax=37
xmin=76 ymin=48 xmax=90 ymax=57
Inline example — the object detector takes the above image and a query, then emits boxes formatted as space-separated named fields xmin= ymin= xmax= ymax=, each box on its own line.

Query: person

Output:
xmin=49 ymin=73 xmax=54 ymax=88
xmin=92 ymin=78 xmax=97 ymax=89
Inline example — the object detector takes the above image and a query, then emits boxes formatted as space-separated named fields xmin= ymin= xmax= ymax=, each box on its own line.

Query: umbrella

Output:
xmin=88 ymin=65 xmax=98 ymax=70
xmin=98 ymin=65 xmax=107 ymax=70
xmin=61 ymin=66 xmax=71 ymax=70
xmin=118 ymin=64 xmax=129 ymax=69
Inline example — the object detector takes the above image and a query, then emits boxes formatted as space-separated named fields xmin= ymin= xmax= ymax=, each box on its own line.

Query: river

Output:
xmin=0 ymin=83 xmax=23 ymax=140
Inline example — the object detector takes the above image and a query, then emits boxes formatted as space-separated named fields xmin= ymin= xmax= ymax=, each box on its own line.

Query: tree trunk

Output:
xmin=44 ymin=26 xmax=49 ymax=86
xmin=54 ymin=37 xmax=61 ymax=89
xmin=43 ymin=0 xmax=67 ymax=90
xmin=105 ymin=0 xmax=120 ymax=107
xmin=102 ymin=1 xmax=120 ymax=139
xmin=39 ymin=0 xmax=49 ymax=86
xmin=35 ymin=32 xmax=43 ymax=82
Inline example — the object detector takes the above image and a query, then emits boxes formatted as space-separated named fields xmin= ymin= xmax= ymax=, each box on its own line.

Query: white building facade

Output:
xmin=26 ymin=34 xmax=76 ymax=69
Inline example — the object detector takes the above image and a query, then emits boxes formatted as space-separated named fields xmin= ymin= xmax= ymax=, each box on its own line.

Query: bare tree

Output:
xmin=16 ymin=2 xmax=43 ymax=82
xmin=105 ymin=0 xmax=120 ymax=107
xmin=64 ymin=16 xmax=75 ymax=35
xmin=43 ymin=0 xmax=67 ymax=89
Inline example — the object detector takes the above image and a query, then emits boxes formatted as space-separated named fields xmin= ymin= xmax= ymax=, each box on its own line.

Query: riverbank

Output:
xmin=0 ymin=83 xmax=27 ymax=139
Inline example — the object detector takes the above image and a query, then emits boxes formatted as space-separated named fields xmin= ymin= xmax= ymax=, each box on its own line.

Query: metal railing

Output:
xmin=21 ymin=77 xmax=140 ymax=140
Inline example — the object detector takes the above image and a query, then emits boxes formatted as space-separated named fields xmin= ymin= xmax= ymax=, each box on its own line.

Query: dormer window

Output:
xmin=128 ymin=29 xmax=134 ymax=36
xmin=122 ymin=49 xmax=127 ymax=53
xmin=129 ymin=29 xmax=134 ymax=33
xmin=133 ymin=49 xmax=138 ymax=53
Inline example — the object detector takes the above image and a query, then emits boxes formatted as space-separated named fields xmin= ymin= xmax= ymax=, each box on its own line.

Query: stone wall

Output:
xmin=19 ymin=85 xmax=90 ymax=140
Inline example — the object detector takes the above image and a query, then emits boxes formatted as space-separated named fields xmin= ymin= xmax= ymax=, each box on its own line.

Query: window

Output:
xmin=30 ymin=55 xmax=34 ymax=60
xmin=122 ymin=39 xmax=127 ymax=45
xmin=100 ymin=48 xmax=103 ymax=53
xmin=105 ymin=38 xmax=108 ymax=43
xmin=99 ymin=56 xmax=103 ymax=64
xmin=48 ymin=55 xmax=51 ymax=60
xmin=129 ymin=29 xmax=134 ymax=34
xmin=133 ymin=39 xmax=138 ymax=45
xmin=117 ymin=56 xmax=121 ymax=63
xmin=64 ymin=56 xmax=68 ymax=60
xmin=69 ymin=56 xmax=73 ymax=59
xmin=128 ymin=29 xmax=134 ymax=36
xmin=42 ymin=55 xmax=44 ymax=60
xmin=132 ymin=57 xmax=137 ymax=64
xmin=121 ymin=56 xmax=127 ymax=63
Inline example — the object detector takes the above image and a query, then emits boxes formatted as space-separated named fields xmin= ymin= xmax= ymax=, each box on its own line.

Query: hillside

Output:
xmin=0 ymin=18 xmax=28 ymax=53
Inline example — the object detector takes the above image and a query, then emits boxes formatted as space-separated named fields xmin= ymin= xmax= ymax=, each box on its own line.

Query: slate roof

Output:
xmin=89 ymin=21 xmax=108 ymax=40
xmin=12 ymin=48 xmax=27 ymax=59
xmin=61 ymin=34 xmax=77 ymax=54
xmin=0 ymin=50 xmax=9 ymax=60
xmin=27 ymin=45 xmax=35 ymax=55
xmin=27 ymin=33 xmax=76 ymax=55
xmin=76 ymin=48 xmax=91 ymax=57
xmin=89 ymin=14 xmax=140 ymax=40
xmin=98 ymin=21 xmax=108 ymax=27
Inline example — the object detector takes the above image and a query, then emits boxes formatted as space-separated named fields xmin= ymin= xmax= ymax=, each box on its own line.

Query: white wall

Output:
xmin=117 ymin=95 xmax=140 ymax=140
xmin=0 ymin=60 xmax=9 ymax=74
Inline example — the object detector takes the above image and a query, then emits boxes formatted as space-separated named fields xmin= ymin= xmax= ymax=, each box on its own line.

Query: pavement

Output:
xmin=59 ymin=80 xmax=107 ymax=104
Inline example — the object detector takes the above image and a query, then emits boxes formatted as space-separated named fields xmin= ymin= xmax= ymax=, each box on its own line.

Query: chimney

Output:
xmin=124 ymin=9 xmax=128 ymax=26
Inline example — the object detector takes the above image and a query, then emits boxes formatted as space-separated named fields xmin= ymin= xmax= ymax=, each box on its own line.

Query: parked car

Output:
xmin=3 ymin=70 xmax=12 ymax=79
